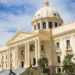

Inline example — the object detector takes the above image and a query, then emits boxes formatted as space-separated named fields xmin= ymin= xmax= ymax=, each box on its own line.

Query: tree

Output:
xmin=62 ymin=54 xmax=74 ymax=74
xmin=65 ymin=54 xmax=74 ymax=63
xmin=26 ymin=64 xmax=37 ymax=75
xmin=62 ymin=60 xmax=73 ymax=73
xmin=37 ymin=56 xmax=48 ymax=73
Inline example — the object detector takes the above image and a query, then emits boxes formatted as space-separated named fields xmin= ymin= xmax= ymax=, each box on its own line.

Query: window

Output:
xmin=57 ymin=42 xmax=60 ymax=48
xmin=34 ymin=25 xmax=36 ymax=30
xmin=49 ymin=22 xmax=52 ymax=29
xmin=6 ymin=55 xmax=7 ymax=59
xmin=30 ymin=44 xmax=34 ymax=51
xmin=11 ymin=54 xmax=12 ymax=58
xmin=58 ymin=68 xmax=61 ymax=73
xmin=41 ymin=45 xmax=44 ymax=51
xmin=54 ymin=14 xmax=56 ymax=16
xmin=43 ymin=22 xmax=46 ymax=29
xmin=59 ymin=24 xmax=61 ymax=26
xmin=55 ymin=22 xmax=57 ymax=27
xmin=58 ymin=56 xmax=61 ymax=63
xmin=38 ymin=23 xmax=40 ymax=29
xmin=21 ymin=50 xmax=24 ymax=55
xmin=67 ymin=40 xmax=70 ymax=46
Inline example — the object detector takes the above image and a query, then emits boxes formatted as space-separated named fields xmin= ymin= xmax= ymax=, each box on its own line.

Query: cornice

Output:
xmin=64 ymin=36 xmax=71 ymax=40
xmin=52 ymin=28 xmax=75 ymax=37
xmin=54 ymin=39 xmax=60 ymax=42
xmin=31 ymin=17 xmax=63 ymax=25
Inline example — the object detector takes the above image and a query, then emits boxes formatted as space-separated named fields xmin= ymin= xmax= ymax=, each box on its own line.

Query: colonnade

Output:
xmin=7 ymin=38 xmax=41 ymax=69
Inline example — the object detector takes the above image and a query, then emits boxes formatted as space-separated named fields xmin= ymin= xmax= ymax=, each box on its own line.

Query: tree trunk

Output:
xmin=68 ymin=71 xmax=70 ymax=75
xmin=66 ymin=69 xmax=67 ymax=73
xmin=31 ymin=72 xmax=33 ymax=75
xmin=40 ymin=69 xmax=42 ymax=73
xmin=43 ymin=69 xmax=44 ymax=73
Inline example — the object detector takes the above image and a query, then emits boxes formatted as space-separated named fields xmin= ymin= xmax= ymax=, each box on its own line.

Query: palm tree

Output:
xmin=26 ymin=64 xmax=37 ymax=75
xmin=65 ymin=54 xmax=74 ymax=63
xmin=37 ymin=56 xmax=48 ymax=73
xmin=62 ymin=60 xmax=69 ymax=73
xmin=62 ymin=60 xmax=74 ymax=73
xmin=62 ymin=54 xmax=74 ymax=74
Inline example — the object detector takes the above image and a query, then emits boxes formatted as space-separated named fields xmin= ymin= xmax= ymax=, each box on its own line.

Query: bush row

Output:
xmin=39 ymin=73 xmax=74 ymax=75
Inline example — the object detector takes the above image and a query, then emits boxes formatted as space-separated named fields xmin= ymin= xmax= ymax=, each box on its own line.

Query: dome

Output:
xmin=33 ymin=1 xmax=61 ymax=20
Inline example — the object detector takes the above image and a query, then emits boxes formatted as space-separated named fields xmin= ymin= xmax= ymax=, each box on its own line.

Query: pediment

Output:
xmin=7 ymin=31 xmax=36 ymax=44
xmin=13 ymin=33 xmax=27 ymax=42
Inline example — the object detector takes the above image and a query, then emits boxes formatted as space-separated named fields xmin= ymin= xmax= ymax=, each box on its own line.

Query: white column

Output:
xmin=36 ymin=21 xmax=38 ymax=30
xmin=57 ymin=20 xmax=59 ymax=27
xmin=7 ymin=48 xmax=9 ymax=69
xmin=46 ymin=19 xmax=49 ymax=29
xmin=24 ymin=43 xmax=25 ymax=67
xmin=15 ymin=45 xmax=18 ymax=68
xmin=25 ymin=42 xmax=28 ymax=67
xmin=16 ymin=45 xmax=18 ymax=68
xmin=9 ymin=48 xmax=11 ymax=69
xmin=40 ymin=20 xmax=43 ymax=29
xmin=14 ymin=46 xmax=17 ymax=68
xmin=35 ymin=39 xmax=38 ymax=66
xmin=52 ymin=19 xmax=55 ymax=29
xmin=38 ymin=38 xmax=41 ymax=58
xmin=60 ymin=38 xmax=65 ymax=64
xmin=7 ymin=48 xmax=11 ymax=69
xmin=28 ymin=42 xmax=30 ymax=66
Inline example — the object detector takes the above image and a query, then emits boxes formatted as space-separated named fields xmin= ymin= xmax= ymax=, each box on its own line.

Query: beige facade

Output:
xmin=0 ymin=1 xmax=75 ymax=74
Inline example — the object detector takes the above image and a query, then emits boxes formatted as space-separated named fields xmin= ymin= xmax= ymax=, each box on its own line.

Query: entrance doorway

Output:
xmin=21 ymin=61 xmax=24 ymax=68
xmin=43 ymin=68 xmax=50 ymax=74
xmin=33 ymin=58 xmax=36 ymax=66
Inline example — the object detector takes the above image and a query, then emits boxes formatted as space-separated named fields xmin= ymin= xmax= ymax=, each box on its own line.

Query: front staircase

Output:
xmin=0 ymin=67 xmax=28 ymax=75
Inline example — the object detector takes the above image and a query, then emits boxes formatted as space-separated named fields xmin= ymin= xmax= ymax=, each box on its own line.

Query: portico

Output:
xmin=6 ymin=31 xmax=50 ymax=69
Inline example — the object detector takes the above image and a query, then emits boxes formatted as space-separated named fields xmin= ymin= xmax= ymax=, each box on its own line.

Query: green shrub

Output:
xmin=45 ymin=73 xmax=48 ymax=75
xmin=39 ymin=73 xmax=44 ymax=75
xmin=53 ymin=73 xmax=68 ymax=75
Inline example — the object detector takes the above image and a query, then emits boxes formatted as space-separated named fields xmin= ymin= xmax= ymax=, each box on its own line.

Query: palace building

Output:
xmin=0 ymin=1 xmax=75 ymax=74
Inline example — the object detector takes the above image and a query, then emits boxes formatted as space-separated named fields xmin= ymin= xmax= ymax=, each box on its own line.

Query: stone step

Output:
xmin=0 ymin=67 xmax=28 ymax=75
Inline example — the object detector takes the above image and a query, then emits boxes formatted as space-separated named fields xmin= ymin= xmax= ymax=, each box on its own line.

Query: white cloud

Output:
xmin=0 ymin=12 xmax=33 ymax=46
xmin=0 ymin=0 xmax=75 ymax=46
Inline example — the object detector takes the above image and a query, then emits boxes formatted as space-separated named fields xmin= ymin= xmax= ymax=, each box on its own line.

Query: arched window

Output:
xmin=49 ymin=22 xmax=52 ymax=29
xmin=54 ymin=13 xmax=56 ymax=16
xmin=38 ymin=23 xmax=40 ymax=29
xmin=21 ymin=50 xmax=24 ymax=55
xmin=55 ymin=22 xmax=57 ymax=27
xmin=43 ymin=22 xmax=46 ymax=29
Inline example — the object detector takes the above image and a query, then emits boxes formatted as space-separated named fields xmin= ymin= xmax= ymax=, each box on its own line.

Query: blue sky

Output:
xmin=0 ymin=0 xmax=75 ymax=46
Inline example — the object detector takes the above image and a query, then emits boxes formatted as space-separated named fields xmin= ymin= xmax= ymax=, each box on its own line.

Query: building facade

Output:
xmin=0 ymin=1 xmax=75 ymax=74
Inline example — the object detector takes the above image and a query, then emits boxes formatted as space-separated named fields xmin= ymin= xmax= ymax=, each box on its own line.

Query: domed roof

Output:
xmin=33 ymin=1 xmax=61 ymax=20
